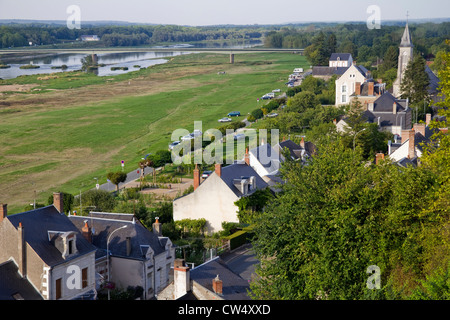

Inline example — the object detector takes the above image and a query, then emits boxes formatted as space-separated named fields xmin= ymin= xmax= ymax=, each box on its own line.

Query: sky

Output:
xmin=0 ymin=0 xmax=449 ymax=26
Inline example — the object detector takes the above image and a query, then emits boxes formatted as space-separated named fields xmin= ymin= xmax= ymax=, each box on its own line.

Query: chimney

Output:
xmin=375 ymin=153 xmax=385 ymax=164
xmin=0 ymin=203 xmax=7 ymax=223
xmin=212 ymin=274 xmax=223 ymax=295
xmin=300 ymin=137 xmax=305 ymax=149
xmin=81 ymin=220 xmax=92 ymax=243
xmin=152 ymin=217 xmax=162 ymax=237
xmin=174 ymin=259 xmax=190 ymax=299
xmin=413 ymin=123 xmax=426 ymax=137
xmin=215 ymin=163 xmax=222 ymax=178
xmin=393 ymin=102 xmax=397 ymax=115
xmin=426 ymin=113 xmax=431 ymax=126
xmin=18 ymin=222 xmax=26 ymax=278
xmin=368 ymin=82 xmax=374 ymax=96
xmin=126 ymin=237 xmax=131 ymax=256
xmin=244 ymin=147 xmax=250 ymax=166
xmin=53 ymin=192 xmax=64 ymax=213
xmin=408 ymin=129 xmax=416 ymax=159
xmin=355 ymin=82 xmax=361 ymax=96
xmin=193 ymin=164 xmax=200 ymax=191
xmin=401 ymin=129 xmax=410 ymax=144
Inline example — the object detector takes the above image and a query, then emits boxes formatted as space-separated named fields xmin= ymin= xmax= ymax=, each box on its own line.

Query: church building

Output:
xmin=392 ymin=22 xmax=414 ymax=98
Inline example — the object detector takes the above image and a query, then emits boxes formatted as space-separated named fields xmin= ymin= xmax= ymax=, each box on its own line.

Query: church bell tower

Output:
xmin=392 ymin=21 xmax=414 ymax=98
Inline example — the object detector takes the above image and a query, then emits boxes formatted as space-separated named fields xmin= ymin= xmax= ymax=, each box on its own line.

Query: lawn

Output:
xmin=0 ymin=51 xmax=309 ymax=213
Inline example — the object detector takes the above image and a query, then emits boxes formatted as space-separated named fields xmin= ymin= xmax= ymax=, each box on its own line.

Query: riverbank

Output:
xmin=0 ymin=51 xmax=308 ymax=214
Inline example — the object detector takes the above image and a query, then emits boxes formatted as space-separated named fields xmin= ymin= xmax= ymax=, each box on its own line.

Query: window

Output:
xmin=342 ymin=95 xmax=347 ymax=103
xmin=342 ymin=85 xmax=347 ymax=93
xmin=68 ymin=240 xmax=73 ymax=255
xmin=82 ymin=267 xmax=88 ymax=289
xmin=55 ymin=278 xmax=62 ymax=299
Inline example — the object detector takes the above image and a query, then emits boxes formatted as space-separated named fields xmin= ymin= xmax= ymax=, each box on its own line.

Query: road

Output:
xmin=221 ymin=243 xmax=258 ymax=282
xmin=98 ymin=166 xmax=154 ymax=192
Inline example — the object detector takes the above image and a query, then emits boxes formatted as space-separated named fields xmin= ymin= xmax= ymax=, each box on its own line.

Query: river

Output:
xmin=0 ymin=41 xmax=262 ymax=80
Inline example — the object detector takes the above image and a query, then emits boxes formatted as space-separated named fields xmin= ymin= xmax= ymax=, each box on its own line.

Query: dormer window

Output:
xmin=48 ymin=231 xmax=78 ymax=259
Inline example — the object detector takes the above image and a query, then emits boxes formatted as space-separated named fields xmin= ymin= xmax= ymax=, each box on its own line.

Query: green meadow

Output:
xmin=0 ymin=51 xmax=309 ymax=213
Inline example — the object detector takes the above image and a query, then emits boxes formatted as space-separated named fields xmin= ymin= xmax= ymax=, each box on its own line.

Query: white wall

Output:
xmin=335 ymin=65 xmax=366 ymax=106
xmin=49 ymin=252 xmax=96 ymax=300
xmin=173 ymin=173 xmax=240 ymax=234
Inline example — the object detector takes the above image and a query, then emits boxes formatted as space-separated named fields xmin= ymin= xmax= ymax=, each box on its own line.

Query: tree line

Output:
xmin=0 ymin=23 xmax=264 ymax=48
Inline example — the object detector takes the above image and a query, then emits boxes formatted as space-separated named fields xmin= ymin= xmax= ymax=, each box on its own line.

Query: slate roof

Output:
xmin=276 ymin=139 xmax=316 ymax=160
xmin=425 ymin=65 xmax=440 ymax=94
xmin=0 ymin=260 xmax=43 ymax=300
xmin=330 ymin=53 xmax=352 ymax=61
xmin=68 ymin=213 xmax=168 ymax=260
xmin=220 ymin=163 xmax=269 ymax=197
xmin=190 ymin=257 xmax=251 ymax=300
xmin=6 ymin=205 xmax=97 ymax=267
xmin=312 ymin=66 xmax=349 ymax=76
xmin=249 ymin=143 xmax=281 ymax=175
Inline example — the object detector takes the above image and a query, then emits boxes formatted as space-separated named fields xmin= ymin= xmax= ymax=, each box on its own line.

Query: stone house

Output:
xmin=68 ymin=211 xmax=175 ymax=300
xmin=335 ymin=64 xmax=372 ymax=106
xmin=0 ymin=193 xmax=97 ymax=300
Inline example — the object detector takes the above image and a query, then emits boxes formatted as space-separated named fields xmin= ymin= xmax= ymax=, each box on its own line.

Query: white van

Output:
xmin=293 ymin=68 xmax=303 ymax=73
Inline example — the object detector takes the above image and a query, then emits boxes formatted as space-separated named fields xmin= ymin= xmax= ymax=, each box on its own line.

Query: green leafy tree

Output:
xmin=107 ymin=171 xmax=127 ymax=191
xmin=81 ymin=189 xmax=116 ymax=213
xmin=285 ymin=91 xmax=320 ymax=113
xmin=400 ymin=55 xmax=430 ymax=104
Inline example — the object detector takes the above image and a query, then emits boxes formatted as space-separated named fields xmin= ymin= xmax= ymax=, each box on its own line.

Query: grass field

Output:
xmin=0 ymin=51 xmax=309 ymax=214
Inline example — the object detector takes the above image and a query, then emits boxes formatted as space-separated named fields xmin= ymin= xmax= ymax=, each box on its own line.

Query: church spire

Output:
xmin=400 ymin=16 xmax=413 ymax=48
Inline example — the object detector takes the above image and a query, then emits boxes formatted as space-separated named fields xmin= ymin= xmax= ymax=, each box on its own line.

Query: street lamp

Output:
xmin=106 ymin=225 xmax=128 ymax=300
xmin=353 ymin=128 xmax=367 ymax=152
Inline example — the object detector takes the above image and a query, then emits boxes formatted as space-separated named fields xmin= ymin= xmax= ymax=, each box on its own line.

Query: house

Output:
xmin=335 ymin=64 xmax=372 ymax=106
xmin=274 ymin=138 xmax=316 ymax=162
xmin=362 ymin=91 xmax=411 ymax=136
xmin=0 ymin=260 xmax=43 ymax=300
xmin=80 ymin=35 xmax=100 ymax=41
xmin=388 ymin=114 xmax=438 ymax=166
xmin=68 ymin=211 xmax=175 ymax=300
xmin=247 ymin=142 xmax=281 ymax=178
xmin=0 ymin=193 xmax=97 ymax=300
xmin=157 ymin=257 xmax=251 ymax=300
xmin=329 ymin=53 xmax=353 ymax=68
xmin=312 ymin=66 xmax=348 ymax=80
xmin=350 ymin=79 xmax=386 ymax=106
xmin=173 ymin=163 xmax=269 ymax=234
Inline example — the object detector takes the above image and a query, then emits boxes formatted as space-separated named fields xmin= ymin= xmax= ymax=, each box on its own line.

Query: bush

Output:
xmin=250 ymin=108 xmax=264 ymax=120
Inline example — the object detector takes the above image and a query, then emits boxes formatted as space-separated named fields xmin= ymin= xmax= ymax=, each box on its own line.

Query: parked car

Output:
xmin=168 ymin=141 xmax=180 ymax=150
xmin=218 ymin=117 xmax=232 ymax=123
xmin=181 ymin=134 xmax=194 ymax=141
xmin=267 ymin=113 xmax=278 ymax=118
xmin=227 ymin=111 xmax=240 ymax=117
xmin=201 ymin=170 xmax=213 ymax=179
xmin=262 ymin=94 xmax=272 ymax=100
xmin=272 ymin=89 xmax=281 ymax=93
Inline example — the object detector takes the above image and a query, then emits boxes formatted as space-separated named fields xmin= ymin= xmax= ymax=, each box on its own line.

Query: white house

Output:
xmin=173 ymin=163 xmax=269 ymax=234
xmin=329 ymin=53 xmax=353 ymax=68
xmin=335 ymin=64 xmax=371 ymax=106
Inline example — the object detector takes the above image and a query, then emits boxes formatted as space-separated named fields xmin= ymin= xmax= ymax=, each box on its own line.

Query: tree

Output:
xmin=81 ymin=189 xmax=116 ymax=213
xmin=285 ymin=91 xmax=320 ymax=113
xmin=107 ymin=171 xmax=127 ymax=191
xmin=400 ymin=55 xmax=430 ymax=104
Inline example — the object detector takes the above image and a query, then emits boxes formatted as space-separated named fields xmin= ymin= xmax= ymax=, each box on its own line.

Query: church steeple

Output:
xmin=400 ymin=23 xmax=413 ymax=48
